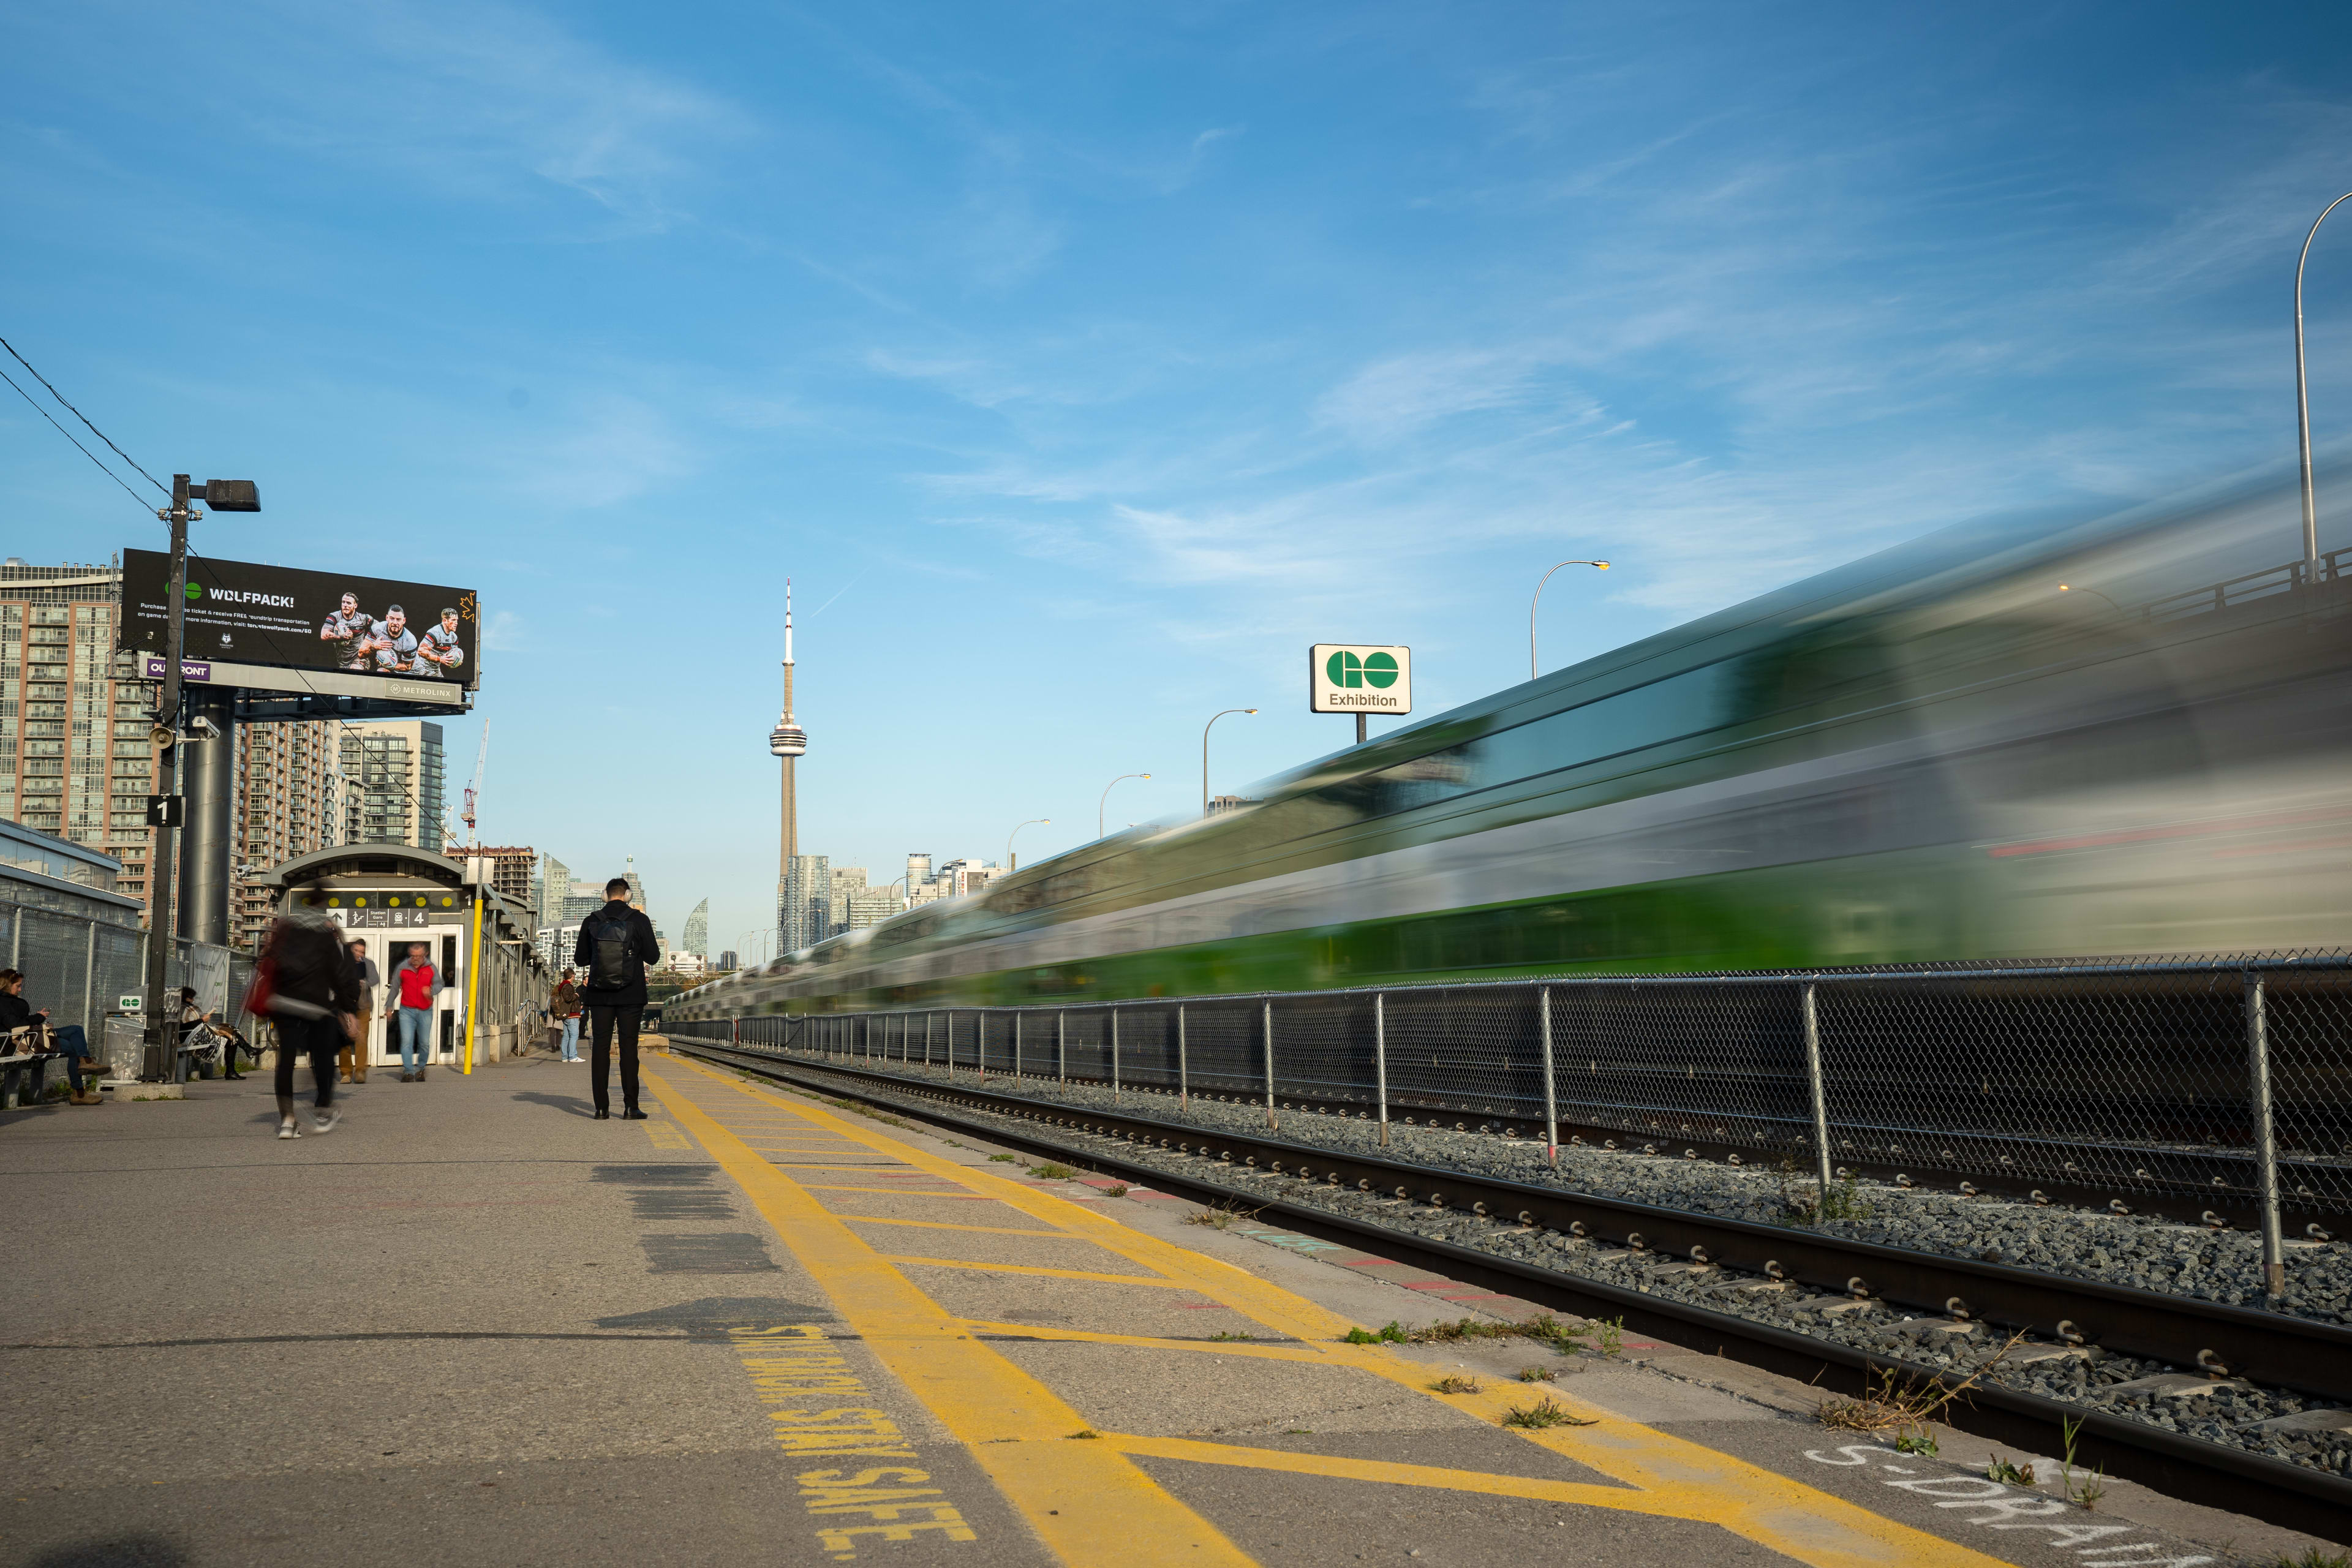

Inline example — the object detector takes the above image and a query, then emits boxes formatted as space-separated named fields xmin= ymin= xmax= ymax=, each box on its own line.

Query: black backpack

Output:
xmin=589 ymin=911 xmax=636 ymax=989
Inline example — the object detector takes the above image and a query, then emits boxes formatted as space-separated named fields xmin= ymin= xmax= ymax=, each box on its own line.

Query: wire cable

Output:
xmin=0 ymin=363 xmax=157 ymax=514
xmin=0 ymin=337 xmax=170 ymax=497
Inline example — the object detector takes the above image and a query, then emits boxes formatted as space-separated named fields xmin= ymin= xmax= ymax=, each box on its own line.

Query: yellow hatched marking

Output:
xmin=763 ymin=1163 xmax=922 ymax=1171
xmin=879 ymin=1255 xmax=1194 ymax=1289
xmin=1108 ymin=1432 xmax=1657 ymax=1513
xmin=668 ymin=1056 xmax=2011 ymax=1568
xmin=798 ymin=1183 xmax=995 ymax=1199
xmin=962 ymin=1321 xmax=1332 ymax=1363
xmin=641 ymin=1119 xmax=693 ymax=1151
xmin=839 ymin=1216 xmax=1072 ymax=1238
xmin=644 ymin=1065 xmax=1257 ymax=1568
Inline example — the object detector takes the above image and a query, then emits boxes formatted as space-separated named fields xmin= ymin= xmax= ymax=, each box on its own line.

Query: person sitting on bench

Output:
xmin=0 ymin=968 xmax=98 ymax=1105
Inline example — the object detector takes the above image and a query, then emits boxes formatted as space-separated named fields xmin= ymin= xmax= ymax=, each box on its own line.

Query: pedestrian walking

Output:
xmin=339 ymin=939 xmax=380 ymax=1084
xmin=255 ymin=908 xmax=363 ymax=1139
xmin=574 ymin=878 xmax=660 ymax=1120
xmin=391 ymin=941 xmax=445 ymax=1081
xmin=552 ymin=968 xmax=582 ymax=1063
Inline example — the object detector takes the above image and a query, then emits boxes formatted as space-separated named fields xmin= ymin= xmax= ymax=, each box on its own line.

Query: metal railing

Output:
xmin=672 ymin=950 xmax=2352 ymax=1297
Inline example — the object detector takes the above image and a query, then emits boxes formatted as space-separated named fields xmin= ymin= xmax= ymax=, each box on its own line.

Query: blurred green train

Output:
xmin=676 ymin=472 xmax=2352 ymax=1023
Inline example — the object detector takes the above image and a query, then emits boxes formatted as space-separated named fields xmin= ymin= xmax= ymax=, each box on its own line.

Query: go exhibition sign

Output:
xmin=1308 ymin=644 xmax=1412 ymax=715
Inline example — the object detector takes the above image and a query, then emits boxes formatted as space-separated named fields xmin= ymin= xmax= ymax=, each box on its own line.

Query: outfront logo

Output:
xmin=1324 ymin=649 xmax=1400 ymax=690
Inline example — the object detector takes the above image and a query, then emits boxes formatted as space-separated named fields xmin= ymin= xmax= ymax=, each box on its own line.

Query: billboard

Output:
xmin=1309 ymin=644 xmax=1411 ymax=715
xmin=121 ymin=549 xmax=478 ymax=704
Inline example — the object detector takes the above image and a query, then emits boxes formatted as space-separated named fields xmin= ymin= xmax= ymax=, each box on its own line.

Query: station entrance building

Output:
xmin=260 ymin=843 xmax=548 ymax=1067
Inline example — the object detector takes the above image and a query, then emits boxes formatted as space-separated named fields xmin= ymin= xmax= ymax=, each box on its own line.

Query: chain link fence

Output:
xmin=677 ymin=951 xmax=2352 ymax=1259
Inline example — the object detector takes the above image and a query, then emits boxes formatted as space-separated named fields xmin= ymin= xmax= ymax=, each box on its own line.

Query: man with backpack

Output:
xmin=573 ymin=877 xmax=660 ymax=1120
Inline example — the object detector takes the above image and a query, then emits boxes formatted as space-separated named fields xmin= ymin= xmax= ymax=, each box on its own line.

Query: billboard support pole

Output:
xmin=139 ymin=477 xmax=194 ymax=1080
xmin=178 ymin=689 xmax=235 ymax=947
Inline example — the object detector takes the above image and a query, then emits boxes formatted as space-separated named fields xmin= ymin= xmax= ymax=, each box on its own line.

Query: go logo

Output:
xmin=1325 ymin=649 xmax=1400 ymax=689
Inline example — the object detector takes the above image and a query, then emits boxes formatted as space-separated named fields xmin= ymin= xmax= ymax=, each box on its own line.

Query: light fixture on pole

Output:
xmin=140 ymin=474 xmax=259 ymax=1084
xmin=2056 ymin=582 xmax=2125 ymax=616
xmin=1202 ymin=708 xmax=1257 ymax=813
xmin=2296 ymin=192 xmax=2352 ymax=582
xmin=1531 ymin=559 xmax=1609 ymax=680
xmin=1007 ymin=819 xmax=1049 ymax=873
xmin=1098 ymin=773 xmax=1151 ymax=838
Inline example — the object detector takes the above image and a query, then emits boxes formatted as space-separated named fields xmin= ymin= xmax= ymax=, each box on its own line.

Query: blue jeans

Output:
xmin=560 ymin=1017 xmax=581 ymax=1061
xmin=396 ymin=1007 xmax=434 ymax=1072
xmin=52 ymin=1024 xmax=89 ymax=1090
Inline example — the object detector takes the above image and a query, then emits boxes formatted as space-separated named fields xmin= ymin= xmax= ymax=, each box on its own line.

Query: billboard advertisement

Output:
xmin=121 ymin=549 xmax=478 ymax=701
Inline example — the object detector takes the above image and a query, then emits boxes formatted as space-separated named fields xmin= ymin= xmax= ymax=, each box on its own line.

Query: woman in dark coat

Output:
xmin=258 ymin=907 xmax=364 ymax=1140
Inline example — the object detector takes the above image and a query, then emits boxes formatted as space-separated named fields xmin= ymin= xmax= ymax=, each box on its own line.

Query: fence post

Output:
xmin=1263 ymin=1000 xmax=1278 ymax=1131
xmin=1057 ymin=1009 xmax=1066 ymax=1082
xmin=1177 ymin=1004 xmax=1188 ymax=1108
xmin=2248 ymin=973 xmax=2286 ymax=1301
xmin=1111 ymin=1008 xmax=1121 ymax=1098
xmin=1802 ymin=979 xmax=1833 ymax=1195
xmin=1014 ymin=1011 xmax=1023 ymax=1078
xmin=1375 ymin=992 xmax=1389 ymax=1148
xmin=925 ymin=1011 xmax=934 ymax=1068
xmin=1540 ymin=987 xmax=1558 ymax=1166
xmin=82 ymin=917 xmax=96 ymax=1039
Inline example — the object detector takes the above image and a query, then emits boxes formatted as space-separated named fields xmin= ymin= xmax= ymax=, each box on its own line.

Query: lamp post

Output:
xmin=140 ymin=475 xmax=260 ymax=1082
xmin=1098 ymin=773 xmax=1151 ymax=838
xmin=1202 ymin=708 xmax=1257 ymax=814
xmin=2056 ymin=582 xmax=2125 ymax=616
xmin=1007 ymin=819 xmax=1049 ymax=873
xmin=2296 ymin=192 xmax=2352 ymax=582
xmin=1531 ymin=559 xmax=1610 ymax=681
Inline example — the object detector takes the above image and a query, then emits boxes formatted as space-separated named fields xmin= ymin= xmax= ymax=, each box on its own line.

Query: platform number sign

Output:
xmin=1308 ymin=644 xmax=1411 ymax=715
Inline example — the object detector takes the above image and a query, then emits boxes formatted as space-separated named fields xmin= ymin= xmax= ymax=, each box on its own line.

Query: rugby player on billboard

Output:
xmin=413 ymin=607 xmax=466 ymax=679
xmin=356 ymin=605 xmax=420 ymax=674
xmin=320 ymin=593 xmax=372 ymax=670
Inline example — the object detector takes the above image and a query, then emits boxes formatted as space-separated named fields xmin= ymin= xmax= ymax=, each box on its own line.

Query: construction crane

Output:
xmin=461 ymin=721 xmax=490 ymax=846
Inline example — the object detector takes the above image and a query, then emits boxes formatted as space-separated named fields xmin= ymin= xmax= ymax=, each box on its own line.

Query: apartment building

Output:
xmin=339 ymin=721 xmax=446 ymax=848
xmin=231 ymin=720 xmax=348 ymax=949
xmin=475 ymin=845 xmax=536 ymax=907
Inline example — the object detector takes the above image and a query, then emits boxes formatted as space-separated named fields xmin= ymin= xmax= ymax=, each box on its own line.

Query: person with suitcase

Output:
xmin=573 ymin=878 xmax=660 ymax=1120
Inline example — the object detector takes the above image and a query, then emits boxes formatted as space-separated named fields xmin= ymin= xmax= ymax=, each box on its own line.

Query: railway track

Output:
xmin=677 ymin=1038 xmax=2352 ymax=1540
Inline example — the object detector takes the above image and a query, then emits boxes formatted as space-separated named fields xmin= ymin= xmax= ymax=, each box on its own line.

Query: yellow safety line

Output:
xmin=879 ymin=1256 xmax=1196 ymax=1289
xmin=762 ymin=1163 xmax=924 ymax=1171
xmin=1105 ymin=1433 xmax=1660 ymax=1514
xmin=644 ymin=1065 xmax=1257 ymax=1568
xmin=641 ymin=1120 xmax=693 ymax=1151
xmin=666 ymin=1056 xmax=2011 ymax=1568
xmin=839 ymin=1216 xmax=1074 ymax=1238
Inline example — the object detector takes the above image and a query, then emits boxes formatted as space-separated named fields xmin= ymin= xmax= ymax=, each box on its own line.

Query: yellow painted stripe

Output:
xmin=880 ymin=1255 xmax=1194 ymax=1289
xmin=644 ymin=1064 xmax=1257 ymax=1568
xmin=641 ymin=1119 xmax=693 ymax=1151
xmin=669 ymin=1055 xmax=2010 ymax=1568
xmin=1107 ymin=1432 xmax=1668 ymax=1515
xmin=839 ymin=1216 xmax=1074 ymax=1238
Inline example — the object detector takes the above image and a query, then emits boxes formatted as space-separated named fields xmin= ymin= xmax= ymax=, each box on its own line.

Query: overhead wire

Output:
xmin=0 ymin=336 xmax=170 ymax=497
xmin=0 ymin=362 xmax=157 ymax=514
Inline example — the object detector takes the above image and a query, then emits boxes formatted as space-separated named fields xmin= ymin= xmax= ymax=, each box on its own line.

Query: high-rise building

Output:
xmin=826 ymin=865 xmax=866 ymax=931
xmin=623 ymin=854 xmax=646 ymax=911
xmin=232 ymin=720 xmax=349 ymax=949
xmin=477 ymin=845 xmax=536 ymax=907
xmin=782 ymin=852 xmax=827 ymax=953
xmin=538 ymin=853 xmax=569 ymax=928
xmin=715 ymin=949 xmax=739 ymax=972
xmin=843 ymin=887 xmax=900 ymax=930
xmin=906 ymin=853 xmax=932 ymax=894
xmin=561 ymin=879 xmax=605 ymax=920
xmin=0 ymin=561 xmax=164 ymax=921
xmin=769 ymin=580 xmax=809 ymax=946
xmin=683 ymin=897 xmax=708 ymax=959
xmin=339 ymin=721 xmax=446 ymax=847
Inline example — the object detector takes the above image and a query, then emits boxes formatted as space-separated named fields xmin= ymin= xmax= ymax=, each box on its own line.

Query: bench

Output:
xmin=0 ymin=1049 xmax=64 ymax=1109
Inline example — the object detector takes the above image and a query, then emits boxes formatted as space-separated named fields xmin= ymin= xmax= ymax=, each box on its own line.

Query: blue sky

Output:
xmin=6 ymin=2 xmax=2352 ymax=957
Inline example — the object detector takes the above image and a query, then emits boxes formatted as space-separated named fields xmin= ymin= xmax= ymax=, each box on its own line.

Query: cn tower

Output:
xmin=770 ymin=580 xmax=809 ymax=932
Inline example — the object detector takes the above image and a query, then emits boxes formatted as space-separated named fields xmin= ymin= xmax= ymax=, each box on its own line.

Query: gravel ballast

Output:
xmin=720 ymin=1047 xmax=2352 ymax=1482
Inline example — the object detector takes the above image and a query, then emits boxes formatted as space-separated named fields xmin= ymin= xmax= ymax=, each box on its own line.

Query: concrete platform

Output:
xmin=1 ymin=1050 xmax=2337 ymax=1567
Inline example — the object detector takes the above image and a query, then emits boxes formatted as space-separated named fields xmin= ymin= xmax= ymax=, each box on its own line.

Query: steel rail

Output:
xmin=680 ymin=1039 xmax=2352 ymax=1538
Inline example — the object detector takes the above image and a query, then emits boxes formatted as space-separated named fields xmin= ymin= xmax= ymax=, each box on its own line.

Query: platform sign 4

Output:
xmin=1309 ymin=644 xmax=1411 ymax=715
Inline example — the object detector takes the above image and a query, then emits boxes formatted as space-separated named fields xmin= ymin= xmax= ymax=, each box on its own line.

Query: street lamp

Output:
xmin=2056 ymin=582 xmax=2125 ymax=616
xmin=1531 ymin=560 xmax=1610 ymax=680
xmin=1202 ymin=709 xmax=1257 ymax=814
xmin=1007 ymin=819 xmax=1049 ymax=873
xmin=2297 ymin=192 xmax=2352 ymax=582
xmin=1098 ymin=773 xmax=1151 ymax=838
xmin=141 ymin=473 xmax=259 ymax=1083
